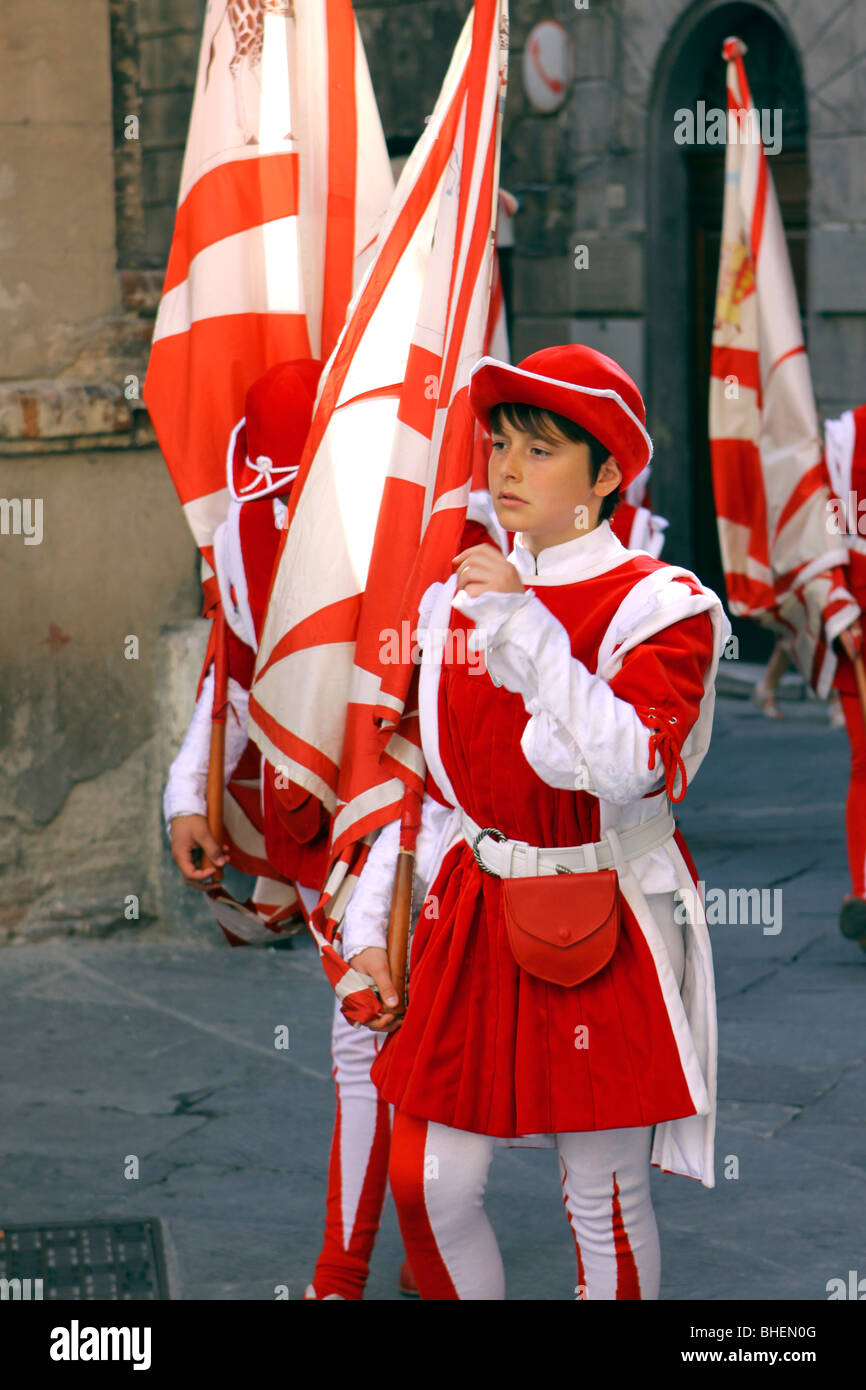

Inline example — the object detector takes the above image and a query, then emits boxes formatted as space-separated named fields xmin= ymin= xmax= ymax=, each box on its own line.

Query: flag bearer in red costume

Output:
xmin=342 ymin=345 xmax=730 ymax=1300
xmin=163 ymin=359 xmax=390 ymax=1301
xmin=164 ymin=359 xmax=329 ymax=922
xmin=824 ymin=403 xmax=866 ymax=950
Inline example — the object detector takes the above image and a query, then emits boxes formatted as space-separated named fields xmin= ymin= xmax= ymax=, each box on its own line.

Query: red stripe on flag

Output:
xmin=162 ymin=154 xmax=301 ymax=296
xmin=773 ymin=558 xmax=839 ymax=597
xmin=353 ymin=478 xmax=428 ymax=669
xmin=331 ymin=793 xmax=406 ymax=860
xmin=284 ymin=63 xmax=469 ymax=530
xmin=766 ymin=344 xmax=805 ymax=385
xmin=254 ymin=592 xmax=363 ymax=682
xmin=248 ymin=692 xmax=341 ymax=791
xmin=711 ymin=435 xmax=776 ymax=612
xmin=725 ymin=574 xmax=777 ymax=615
xmin=439 ymin=4 xmax=499 ymax=403
xmin=322 ymin=0 xmax=358 ymax=359
xmin=397 ymin=346 xmax=442 ymax=439
xmin=773 ymin=460 xmax=827 ymax=542
xmin=377 ymin=389 xmax=478 ymax=732
xmin=732 ymin=51 xmax=753 ymax=109
xmin=201 ymin=565 xmax=220 ymax=621
xmin=711 ymin=436 xmax=769 ymax=547
xmin=710 ymin=345 xmax=761 ymax=397
xmin=726 ymin=50 xmax=768 ymax=262
xmin=145 ymin=312 xmax=311 ymax=508
xmin=339 ymin=382 xmax=403 ymax=411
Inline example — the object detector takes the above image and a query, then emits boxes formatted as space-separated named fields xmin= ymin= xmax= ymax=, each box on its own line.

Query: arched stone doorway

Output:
xmin=646 ymin=1 xmax=807 ymax=655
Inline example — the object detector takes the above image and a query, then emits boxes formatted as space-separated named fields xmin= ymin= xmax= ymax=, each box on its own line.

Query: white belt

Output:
xmin=461 ymin=805 xmax=676 ymax=878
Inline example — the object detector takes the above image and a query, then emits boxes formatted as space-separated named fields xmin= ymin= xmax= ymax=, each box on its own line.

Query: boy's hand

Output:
xmin=170 ymin=814 xmax=228 ymax=890
xmin=839 ymin=619 xmax=863 ymax=662
xmin=453 ymin=544 xmax=524 ymax=597
xmin=348 ymin=947 xmax=403 ymax=1033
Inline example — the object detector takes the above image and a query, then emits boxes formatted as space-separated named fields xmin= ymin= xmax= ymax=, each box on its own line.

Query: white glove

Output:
xmin=163 ymin=669 xmax=252 ymax=832
xmin=452 ymin=587 xmax=661 ymax=805
xmin=340 ymin=796 xmax=458 ymax=960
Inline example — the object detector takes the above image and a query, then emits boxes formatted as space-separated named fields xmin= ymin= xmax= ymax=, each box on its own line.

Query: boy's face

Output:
xmin=488 ymin=412 xmax=621 ymax=556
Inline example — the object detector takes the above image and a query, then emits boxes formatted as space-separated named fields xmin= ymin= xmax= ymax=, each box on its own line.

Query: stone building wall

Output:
xmin=1 ymin=0 xmax=863 ymax=940
xmin=0 ymin=0 xmax=205 ymax=941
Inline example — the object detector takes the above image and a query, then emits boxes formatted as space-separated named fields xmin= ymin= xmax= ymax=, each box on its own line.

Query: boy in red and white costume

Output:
xmin=165 ymin=359 xmax=328 ymax=921
xmin=824 ymin=402 xmax=866 ymax=949
xmin=342 ymin=345 xmax=730 ymax=1300
xmin=164 ymin=360 xmax=391 ymax=1301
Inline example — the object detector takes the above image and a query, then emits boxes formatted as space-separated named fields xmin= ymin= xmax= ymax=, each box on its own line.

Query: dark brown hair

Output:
xmin=489 ymin=401 xmax=620 ymax=521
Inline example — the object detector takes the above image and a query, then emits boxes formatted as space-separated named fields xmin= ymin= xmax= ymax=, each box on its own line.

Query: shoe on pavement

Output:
xmin=750 ymin=684 xmax=784 ymax=719
xmin=303 ymin=1283 xmax=346 ymax=1300
xmin=828 ymin=693 xmax=846 ymax=729
xmin=839 ymin=896 xmax=866 ymax=951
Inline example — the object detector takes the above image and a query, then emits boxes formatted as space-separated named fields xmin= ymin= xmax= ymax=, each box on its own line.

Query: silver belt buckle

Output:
xmin=471 ymin=826 xmax=506 ymax=876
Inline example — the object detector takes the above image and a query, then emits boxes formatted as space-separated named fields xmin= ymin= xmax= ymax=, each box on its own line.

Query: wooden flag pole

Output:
xmin=837 ymin=625 xmax=866 ymax=729
xmin=203 ymin=606 xmax=229 ymax=884
xmin=387 ymin=787 xmax=423 ymax=1015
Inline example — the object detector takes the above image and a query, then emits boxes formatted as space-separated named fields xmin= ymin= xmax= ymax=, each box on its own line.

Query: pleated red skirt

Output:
xmin=371 ymin=839 xmax=697 ymax=1136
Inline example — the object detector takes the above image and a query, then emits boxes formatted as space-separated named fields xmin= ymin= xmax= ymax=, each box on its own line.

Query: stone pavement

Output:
xmin=1 ymin=694 xmax=863 ymax=1301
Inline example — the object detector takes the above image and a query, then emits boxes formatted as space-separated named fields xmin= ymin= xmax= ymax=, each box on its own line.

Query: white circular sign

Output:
xmin=522 ymin=21 xmax=571 ymax=114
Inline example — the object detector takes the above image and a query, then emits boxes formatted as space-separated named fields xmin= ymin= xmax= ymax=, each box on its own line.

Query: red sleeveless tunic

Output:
xmin=371 ymin=559 xmax=714 ymax=1137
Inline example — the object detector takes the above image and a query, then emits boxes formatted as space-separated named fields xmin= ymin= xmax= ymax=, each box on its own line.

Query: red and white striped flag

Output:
xmin=143 ymin=0 xmax=393 ymax=614
xmin=709 ymin=38 xmax=857 ymax=694
xmin=144 ymin=1 xmax=393 ymax=945
xmin=248 ymin=0 xmax=509 ymax=1017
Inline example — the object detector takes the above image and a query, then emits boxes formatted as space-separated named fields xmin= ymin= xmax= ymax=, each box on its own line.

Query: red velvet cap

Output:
xmin=468 ymin=345 xmax=652 ymax=487
xmin=227 ymin=358 xmax=323 ymax=502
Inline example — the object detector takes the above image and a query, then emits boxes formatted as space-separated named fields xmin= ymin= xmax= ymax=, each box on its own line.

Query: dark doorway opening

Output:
xmin=647 ymin=1 xmax=808 ymax=661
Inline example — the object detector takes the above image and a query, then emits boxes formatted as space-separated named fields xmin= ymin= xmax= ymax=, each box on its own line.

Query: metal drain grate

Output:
xmin=0 ymin=1218 xmax=170 ymax=1300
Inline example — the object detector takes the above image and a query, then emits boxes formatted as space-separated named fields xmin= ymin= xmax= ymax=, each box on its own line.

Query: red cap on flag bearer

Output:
xmin=468 ymin=345 xmax=653 ymax=489
xmin=227 ymin=358 xmax=323 ymax=503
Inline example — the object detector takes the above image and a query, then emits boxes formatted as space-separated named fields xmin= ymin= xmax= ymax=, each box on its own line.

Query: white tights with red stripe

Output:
xmin=389 ymin=1113 xmax=660 ymax=1300
xmin=307 ymin=1004 xmax=389 ymax=1300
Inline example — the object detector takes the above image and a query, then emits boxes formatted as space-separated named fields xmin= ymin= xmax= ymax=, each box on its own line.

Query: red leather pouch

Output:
xmin=501 ymin=869 xmax=620 ymax=987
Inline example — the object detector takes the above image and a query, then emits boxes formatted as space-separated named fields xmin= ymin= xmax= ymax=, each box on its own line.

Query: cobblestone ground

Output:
xmin=1 ymin=695 xmax=863 ymax=1300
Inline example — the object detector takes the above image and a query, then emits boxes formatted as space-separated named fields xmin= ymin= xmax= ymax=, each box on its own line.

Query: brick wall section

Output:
xmin=136 ymin=0 xmax=206 ymax=265
xmin=351 ymin=1 xmax=654 ymax=360
xmin=354 ymin=0 xmax=468 ymax=143
xmin=790 ymin=0 xmax=866 ymax=419
xmin=109 ymin=0 xmax=147 ymax=267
